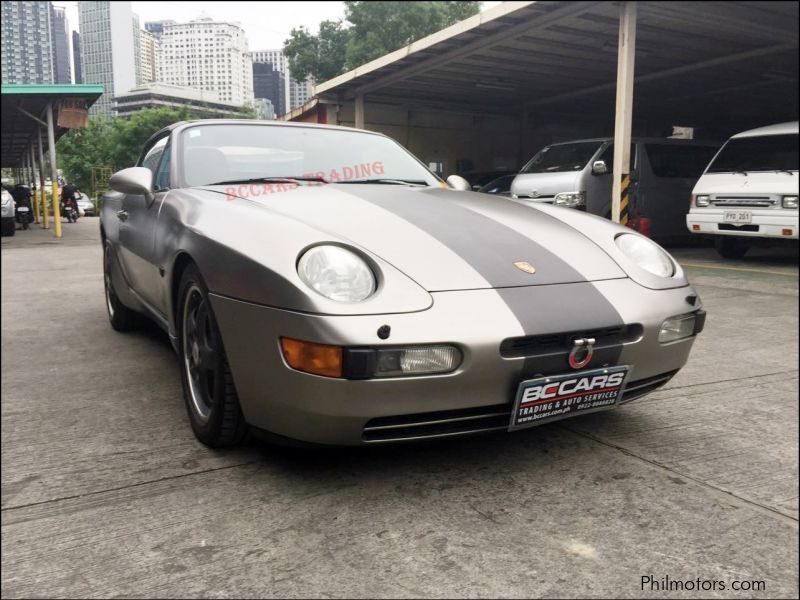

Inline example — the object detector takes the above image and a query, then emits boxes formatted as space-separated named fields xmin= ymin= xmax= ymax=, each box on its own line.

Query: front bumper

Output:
xmin=687 ymin=209 xmax=799 ymax=239
xmin=211 ymin=279 xmax=701 ymax=445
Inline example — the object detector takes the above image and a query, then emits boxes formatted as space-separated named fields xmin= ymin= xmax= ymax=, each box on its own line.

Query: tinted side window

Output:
xmin=154 ymin=145 xmax=171 ymax=190
xmin=597 ymin=143 xmax=635 ymax=174
xmin=646 ymin=144 xmax=720 ymax=178
xmin=139 ymin=136 xmax=168 ymax=175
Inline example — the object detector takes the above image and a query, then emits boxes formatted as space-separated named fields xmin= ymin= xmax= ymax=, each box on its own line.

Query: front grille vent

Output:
xmin=500 ymin=324 xmax=643 ymax=359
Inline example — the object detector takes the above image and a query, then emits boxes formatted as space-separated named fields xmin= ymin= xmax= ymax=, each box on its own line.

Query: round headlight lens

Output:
xmin=297 ymin=245 xmax=376 ymax=302
xmin=615 ymin=233 xmax=675 ymax=278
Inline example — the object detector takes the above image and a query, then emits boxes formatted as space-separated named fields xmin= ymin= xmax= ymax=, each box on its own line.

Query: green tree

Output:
xmin=283 ymin=20 xmax=349 ymax=83
xmin=283 ymin=1 xmax=480 ymax=83
xmin=57 ymin=105 xmax=255 ymax=193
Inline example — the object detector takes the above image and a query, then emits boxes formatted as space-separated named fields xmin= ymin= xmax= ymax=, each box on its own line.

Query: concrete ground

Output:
xmin=2 ymin=219 xmax=797 ymax=599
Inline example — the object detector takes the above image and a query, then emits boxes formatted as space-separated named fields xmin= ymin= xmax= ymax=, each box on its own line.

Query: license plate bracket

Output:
xmin=509 ymin=366 xmax=630 ymax=431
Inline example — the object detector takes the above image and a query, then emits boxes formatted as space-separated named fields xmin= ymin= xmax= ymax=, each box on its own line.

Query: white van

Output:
xmin=510 ymin=138 xmax=720 ymax=241
xmin=687 ymin=121 xmax=798 ymax=259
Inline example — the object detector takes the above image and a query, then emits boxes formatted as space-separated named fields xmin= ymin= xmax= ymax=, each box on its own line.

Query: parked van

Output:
xmin=511 ymin=138 xmax=720 ymax=241
xmin=686 ymin=122 xmax=799 ymax=259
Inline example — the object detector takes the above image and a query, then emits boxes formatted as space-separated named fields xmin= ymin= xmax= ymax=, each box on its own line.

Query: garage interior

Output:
xmin=284 ymin=0 xmax=798 ymax=178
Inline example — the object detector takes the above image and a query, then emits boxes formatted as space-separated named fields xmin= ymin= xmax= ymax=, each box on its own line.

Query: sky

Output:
xmin=54 ymin=1 xmax=502 ymax=51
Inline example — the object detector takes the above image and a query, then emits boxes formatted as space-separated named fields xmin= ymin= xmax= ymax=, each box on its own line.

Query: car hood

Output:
xmin=510 ymin=171 xmax=581 ymax=199
xmin=204 ymin=184 xmax=626 ymax=292
xmin=693 ymin=171 xmax=799 ymax=195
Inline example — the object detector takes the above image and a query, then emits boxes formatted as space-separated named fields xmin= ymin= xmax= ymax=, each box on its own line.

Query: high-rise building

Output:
xmin=139 ymin=28 xmax=159 ymax=84
xmin=289 ymin=75 xmax=314 ymax=111
xmin=1 ymin=1 xmax=55 ymax=84
xmin=252 ymin=61 xmax=285 ymax=117
xmin=252 ymin=49 xmax=289 ymax=113
xmin=144 ymin=19 xmax=175 ymax=38
xmin=50 ymin=5 xmax=71 ymax=84
xmin=132 ymin=12 xmax=141 ymax=85
xmin=72 ymin=31 xmax=82 ymax=83
xmin=79 ymin=1 xmax=139 ymax=117
xmin=159 ymin=17 xmax=253 ymax=106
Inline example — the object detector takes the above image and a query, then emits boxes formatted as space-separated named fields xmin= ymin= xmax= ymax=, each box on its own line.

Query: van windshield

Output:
xmin=706 ymin=133 xmax=798 ymax=173
xmin=520 ymin=142 xmax=602 ymax=174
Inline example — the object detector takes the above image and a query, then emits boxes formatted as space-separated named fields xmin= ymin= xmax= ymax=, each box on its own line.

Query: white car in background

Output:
xmin=687 ymin=121 xmax=798 ymax=258
xmin=1 ymin=188 xmax=15 ymax=237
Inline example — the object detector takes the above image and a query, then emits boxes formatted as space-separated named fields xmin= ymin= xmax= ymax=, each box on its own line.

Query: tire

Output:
xmin=177 ymin=263 xmax=248 ymax=447
xmin=715 ymin=236 xmax=749 ymax=259
xmin=0 ymin=219 xmax=14 ymax=237
xmin=103 ymin=242 xmax=141 ymax=331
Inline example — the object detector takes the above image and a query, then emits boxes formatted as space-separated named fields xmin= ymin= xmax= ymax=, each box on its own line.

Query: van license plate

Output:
xmin=723 ymin=211 xmax=751 ymax=224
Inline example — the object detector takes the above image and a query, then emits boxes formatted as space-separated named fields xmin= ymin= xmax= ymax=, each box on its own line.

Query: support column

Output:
xmin=611 ymin=1 xmax=637 ymax=225
xmin=47 ymin=103 xmax=62 ymax=238
xmin=354 ymin=94 xmax=365 ymax=129
xmin=30 ymin=144 xmax=40 ymax=223
xmin=38 ymin=129 xmax=49 ymax=229
xmin=518 ymin=108 xmax=529 ymax=170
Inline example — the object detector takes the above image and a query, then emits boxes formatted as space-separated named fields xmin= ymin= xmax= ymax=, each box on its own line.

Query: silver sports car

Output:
xmin=101 ymin=120 xmax=705 ymax=447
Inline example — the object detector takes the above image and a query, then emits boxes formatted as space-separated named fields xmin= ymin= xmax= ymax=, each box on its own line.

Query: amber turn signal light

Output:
xmin=280 ymin=337 xmax=343 ymax=378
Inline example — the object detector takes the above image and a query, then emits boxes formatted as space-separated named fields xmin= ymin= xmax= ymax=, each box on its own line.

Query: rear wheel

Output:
xmin=715 ymin=236 xmax=749 ymax=259
xmin=178 ymin=264 xmax=248 ymax=447
xmin=103 ymin=242 xmax=140 ymax=331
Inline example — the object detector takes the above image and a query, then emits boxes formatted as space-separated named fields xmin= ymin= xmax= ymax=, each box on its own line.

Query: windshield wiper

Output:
xmin=775 ymin=170 xmax=796 ymax=175
xmin=337 ymin=178 xmax=428 ymax=186
xmin=206 ymin=176 xmax=328 ymax=186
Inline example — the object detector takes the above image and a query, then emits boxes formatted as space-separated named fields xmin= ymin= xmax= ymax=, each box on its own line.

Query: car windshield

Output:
xmin=706 ymin=133 xmax=798 ymax=173
xmin=181 ymin=124 xmax=441 ymax=188
xmin=520 ymin=142 xmax=602 ymax=174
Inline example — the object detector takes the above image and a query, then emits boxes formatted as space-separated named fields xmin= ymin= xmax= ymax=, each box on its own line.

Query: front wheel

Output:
xmin=715 ymin=236 xmax=749 ymax=259
xmin=178 ymin=264 xmax=248 ymax=447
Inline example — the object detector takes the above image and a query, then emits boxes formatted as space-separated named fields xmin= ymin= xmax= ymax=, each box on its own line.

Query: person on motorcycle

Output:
xmin=61 ymin=182 xmax=79 ymax=221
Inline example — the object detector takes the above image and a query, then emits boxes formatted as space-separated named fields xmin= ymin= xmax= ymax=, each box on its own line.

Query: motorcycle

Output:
xmin=62 ymin=197 xmax=79 ymax=223
xmin=15 ymin=199 xmax=33 ymax=230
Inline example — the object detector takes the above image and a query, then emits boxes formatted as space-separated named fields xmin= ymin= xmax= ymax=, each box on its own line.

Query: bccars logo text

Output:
xmin=521 ymin=372 xmax=625 ymax=402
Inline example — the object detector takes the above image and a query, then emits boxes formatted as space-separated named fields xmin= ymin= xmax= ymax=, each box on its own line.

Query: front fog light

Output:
xmin=782 ymin=195 xmax=798 ymax=209
xmin=659 ymin=313 xmax=696 ymax=343
xmin=345 ymin=345 xmax=462 ymax=379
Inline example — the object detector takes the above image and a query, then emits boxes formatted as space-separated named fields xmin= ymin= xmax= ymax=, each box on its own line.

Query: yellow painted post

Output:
xmin=30 ymin=145 xmax=40 ymax=223
xmin=46 ymin=103 xmax=62 ymax=238
xmin=38 ymin=130 xmax=49 ymax=230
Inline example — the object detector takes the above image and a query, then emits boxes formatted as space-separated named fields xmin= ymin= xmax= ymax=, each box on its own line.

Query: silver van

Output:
xmin=511 ymin=138 xmax=720 ymax=240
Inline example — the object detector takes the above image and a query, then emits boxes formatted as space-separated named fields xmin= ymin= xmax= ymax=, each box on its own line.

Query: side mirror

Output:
xmin=109 ymin=167 xmax=154 ymax=201
xmin=592 ymin=160 xmax=608 ymax=175
xmin=446 ymin=174 xmax=471 ymax=191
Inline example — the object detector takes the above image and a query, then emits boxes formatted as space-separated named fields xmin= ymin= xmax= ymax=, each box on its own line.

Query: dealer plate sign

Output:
xmin=509 ymin=366 xmax=630 ymax=431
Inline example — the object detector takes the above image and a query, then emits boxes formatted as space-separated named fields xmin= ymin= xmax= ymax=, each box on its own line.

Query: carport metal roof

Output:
xmin=313 ymin=0 xmax=799 ymax=134
xmin=1 ymin=84 xmax=104 ymax=168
